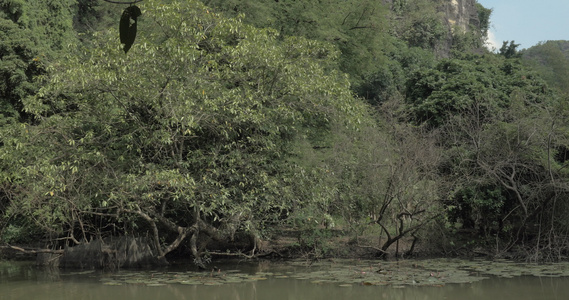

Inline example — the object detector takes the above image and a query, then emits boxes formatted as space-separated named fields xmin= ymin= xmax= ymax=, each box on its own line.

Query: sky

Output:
xmin=476 ymin=0 xmax=569 ymax=50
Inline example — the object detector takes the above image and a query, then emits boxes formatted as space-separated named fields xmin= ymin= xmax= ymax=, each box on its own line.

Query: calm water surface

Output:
xmin=1 ymin=260 xmax=569 ymax=300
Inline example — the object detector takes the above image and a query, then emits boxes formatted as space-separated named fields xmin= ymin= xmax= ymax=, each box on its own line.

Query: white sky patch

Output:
xmin=485 ymin=30 xmax=500 ymax=52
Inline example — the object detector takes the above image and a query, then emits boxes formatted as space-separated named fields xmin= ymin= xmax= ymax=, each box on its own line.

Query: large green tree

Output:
xmin=1 ymin=0 xmax=369 ymax=263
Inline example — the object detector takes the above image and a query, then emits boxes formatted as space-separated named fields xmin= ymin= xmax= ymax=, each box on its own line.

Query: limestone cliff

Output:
xmin=444 ymin=0 xmax=480 ymax=33
xmin=383 ymin=0 xmax=482 ymax=31
xmin=384 ymin=0 xmax=486 ymax=56
xmin=441 ymin=0 xmax=487 ymax=55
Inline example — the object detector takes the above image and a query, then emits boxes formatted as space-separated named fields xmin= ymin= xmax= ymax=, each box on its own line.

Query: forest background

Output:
xmin=2 ymin=0 xmax=569 ymax=265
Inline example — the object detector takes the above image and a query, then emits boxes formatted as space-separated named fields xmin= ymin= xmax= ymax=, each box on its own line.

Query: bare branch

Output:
xmin=493 ymin=165 xmax=528 ymax=216
xmin=124 ymin=206 xmax=164 ymax=256
xmin=162 ymin=225 xmax=195 ymax=256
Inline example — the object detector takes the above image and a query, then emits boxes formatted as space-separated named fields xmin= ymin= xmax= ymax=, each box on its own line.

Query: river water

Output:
xmin=2 ymin=259 xmax=569 ymax=300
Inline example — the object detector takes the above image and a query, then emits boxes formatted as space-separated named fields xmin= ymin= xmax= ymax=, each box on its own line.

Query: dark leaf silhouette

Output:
xmin=119 ymin=5 xmax=142 ymax=54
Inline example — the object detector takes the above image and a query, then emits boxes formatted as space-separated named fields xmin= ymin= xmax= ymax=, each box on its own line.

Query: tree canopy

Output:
xmin=3 ymin=0 xmax=569 ymax=263
xmin=1 ymin=0 xmax=370 ymax=262
xmin=522 ymin=40 xmax=569 ymax=94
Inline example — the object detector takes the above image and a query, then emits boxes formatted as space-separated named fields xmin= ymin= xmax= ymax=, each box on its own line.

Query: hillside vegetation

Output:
xmin=522 ymin=40 xmax=569 ymax=94
xmin=2 ymin=0 xmax=569 ymax=264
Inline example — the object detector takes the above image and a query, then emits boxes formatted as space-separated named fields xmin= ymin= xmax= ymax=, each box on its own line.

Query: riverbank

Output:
xmin=1 ymin=226 xmax=512 ymax=270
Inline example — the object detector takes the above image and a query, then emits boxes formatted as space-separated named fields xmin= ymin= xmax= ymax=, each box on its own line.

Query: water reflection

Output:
xmin=2 ymin=260 xmax=569 ymax=300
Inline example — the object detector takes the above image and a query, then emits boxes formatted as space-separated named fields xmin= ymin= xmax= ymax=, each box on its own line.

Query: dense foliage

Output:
xmin=522 ymin=40 xmax=569 ymax=94
xmin=2 ymin=0 xmax=569 ymax=263
xmin=1 ymin=0 xmax=370 ymax=257
xmin=0 ymin=0 xmax=76 ymax=124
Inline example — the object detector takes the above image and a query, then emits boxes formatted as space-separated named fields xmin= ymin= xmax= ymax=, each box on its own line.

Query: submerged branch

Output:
xmin=208 ymin=250 xmax=276 ymax=259
xmin=0 ymin=245 xmax=64 ymax=254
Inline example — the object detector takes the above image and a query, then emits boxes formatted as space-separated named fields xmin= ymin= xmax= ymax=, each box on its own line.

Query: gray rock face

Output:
xmin=383 ymin=0 xmax=481 ymax=30
xmin=444 ymin=0 xmax=480 ymax=33
xmin=383 ymin=0 xmax=483 ymax=56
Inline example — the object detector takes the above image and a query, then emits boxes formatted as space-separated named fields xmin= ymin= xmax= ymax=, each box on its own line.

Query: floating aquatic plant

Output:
xmin=96 ymin=259 xmax=569 ymax=288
